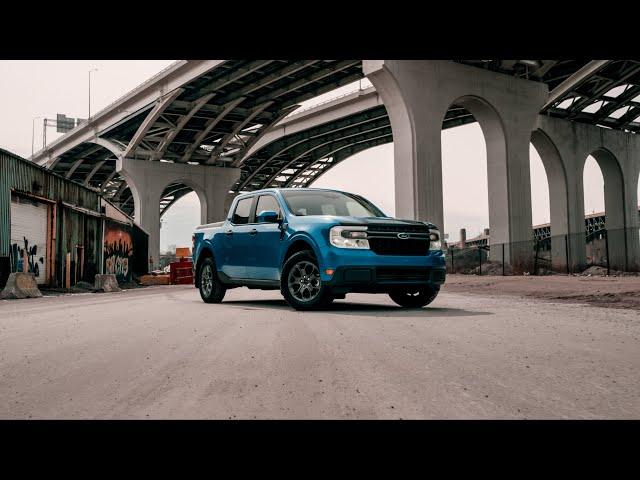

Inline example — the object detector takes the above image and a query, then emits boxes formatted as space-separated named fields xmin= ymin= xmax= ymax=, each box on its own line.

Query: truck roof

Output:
xmin=237 ymin=187 xmax=352 ymax=196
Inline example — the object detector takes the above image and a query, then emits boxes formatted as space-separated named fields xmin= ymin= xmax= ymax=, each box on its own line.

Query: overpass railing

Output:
xmin=445 ymin=227 xmax=640 ymax=276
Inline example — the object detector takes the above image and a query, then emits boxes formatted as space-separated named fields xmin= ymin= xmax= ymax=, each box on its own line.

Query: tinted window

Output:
xmin=232 ymin=197 xmax=253 ymax=224
xmin=255 ymin=195 xmax=281 ymax=222
xmin=281 ymin=191 xmax=385 ymax=218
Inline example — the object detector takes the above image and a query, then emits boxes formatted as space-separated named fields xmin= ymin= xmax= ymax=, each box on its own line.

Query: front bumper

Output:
xmin=323 ymin=264 xmax=446 ymax=294
xmin=315 ymin=244 xmax=446 ymax=293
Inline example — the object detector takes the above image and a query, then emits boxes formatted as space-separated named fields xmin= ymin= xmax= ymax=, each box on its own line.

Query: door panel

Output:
xmin=247 ymin=194 xmax=283 ymax=280
xmin=219 ymin=196 xmax=253 ymax=279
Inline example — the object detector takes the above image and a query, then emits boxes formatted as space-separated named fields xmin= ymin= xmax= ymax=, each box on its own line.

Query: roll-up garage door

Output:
xmin=10 ymin=194 xmax=49 ymax=285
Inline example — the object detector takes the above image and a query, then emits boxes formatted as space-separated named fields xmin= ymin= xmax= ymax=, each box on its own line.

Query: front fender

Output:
xmin=282 ymin=231 xmax=325 ymax=266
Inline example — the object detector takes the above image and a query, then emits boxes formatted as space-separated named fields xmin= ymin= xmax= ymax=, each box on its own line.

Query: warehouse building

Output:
xmin=0 ymin=148 xmax=148 ymax=290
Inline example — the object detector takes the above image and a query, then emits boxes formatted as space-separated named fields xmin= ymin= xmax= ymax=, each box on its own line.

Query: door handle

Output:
xmin=225 ymin=229 xmax=233 ymax=236
xmin=249 ymin=228 xmax=258 ymax=236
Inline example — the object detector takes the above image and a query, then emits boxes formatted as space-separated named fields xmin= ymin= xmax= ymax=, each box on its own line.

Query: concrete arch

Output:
xmin=87 ymin=138 xmax=125 ymax=159
xmin=116 ymin=157 xmax=240 ymax=268
xmin=442 ymin=96 xmax=510 ymax=245
xmin=159 ymin=177 xmax=208 ymax=225
xmin=583 ymin=148 xmax=628 ymax=270
xmin=584 ymin=148 xmax=626 ymax=229
xmin=115 ymin=169 xmax=142 ymax=224
xmin=530 ymin=129 xmax=573 ymax=270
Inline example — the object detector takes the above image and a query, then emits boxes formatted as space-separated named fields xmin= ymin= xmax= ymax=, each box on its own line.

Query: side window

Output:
xmin=255 ymin=195 xmax=281 ymax=222
xmin=232 ymin=197 xmax=253 ymax=224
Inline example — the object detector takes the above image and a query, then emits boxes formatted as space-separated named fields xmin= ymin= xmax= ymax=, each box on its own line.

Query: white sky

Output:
xmin=0 ymin=61 xmax=634 ymax=252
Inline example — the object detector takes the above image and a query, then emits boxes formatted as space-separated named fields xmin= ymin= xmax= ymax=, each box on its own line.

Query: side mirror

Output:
xmin=257 ymin=210 xmax=279 ymax=223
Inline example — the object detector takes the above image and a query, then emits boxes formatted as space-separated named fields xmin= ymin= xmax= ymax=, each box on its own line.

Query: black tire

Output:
xmin=281 ymin=250 xmax=333 ymax=311
xmin=198 ymin=257 xmax=226 ymax=303
xmin=389 ymin=285 xmax=440 ymax=308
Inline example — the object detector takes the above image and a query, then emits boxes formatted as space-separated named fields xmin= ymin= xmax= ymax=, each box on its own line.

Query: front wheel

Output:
xmin=389 ymin=285 xmax=440 ymax=308
xmin=198 ymin=257 xmax=226 ymax=303
xmin=281 ymin=250 xmax=333 ymax=311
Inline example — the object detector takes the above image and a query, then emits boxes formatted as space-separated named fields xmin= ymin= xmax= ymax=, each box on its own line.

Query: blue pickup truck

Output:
xmin=192 ymin=188 xmax=445 ymax=310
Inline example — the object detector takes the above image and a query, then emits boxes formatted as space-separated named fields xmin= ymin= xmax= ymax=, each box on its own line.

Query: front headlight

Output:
xmin=329 ymin=226 xmax=370 ymax=249
xmin=429 ymin=230 xmax=442 ymax=250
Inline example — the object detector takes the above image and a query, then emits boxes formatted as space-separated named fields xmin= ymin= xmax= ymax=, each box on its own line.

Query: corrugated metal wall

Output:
xmin=1 ymin=148 xmax=104 ymax=288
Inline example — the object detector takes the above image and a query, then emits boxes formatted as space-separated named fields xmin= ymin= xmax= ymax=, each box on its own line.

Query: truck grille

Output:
xmin=367 ymin=224 xmax=430 ymax=256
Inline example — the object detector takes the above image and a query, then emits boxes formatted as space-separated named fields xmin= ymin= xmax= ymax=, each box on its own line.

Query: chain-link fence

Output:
xmin=445 ymin=227 xmax=640 ymax=275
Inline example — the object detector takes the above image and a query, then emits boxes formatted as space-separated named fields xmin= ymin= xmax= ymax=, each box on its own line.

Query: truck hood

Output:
xmin=333 ymin=216 xmax=437 ymax=230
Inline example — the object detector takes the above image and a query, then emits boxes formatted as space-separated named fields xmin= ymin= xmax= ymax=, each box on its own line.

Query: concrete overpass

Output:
xmin=31 ymin=60 xmax=640 ymax=271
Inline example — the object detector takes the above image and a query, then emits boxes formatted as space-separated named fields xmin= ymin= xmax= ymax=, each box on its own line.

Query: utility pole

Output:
xmin=88 ymin=67 xmax=98 ymax=118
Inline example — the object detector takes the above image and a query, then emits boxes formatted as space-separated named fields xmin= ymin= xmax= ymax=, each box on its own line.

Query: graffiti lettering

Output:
xmin=105 ymin=255 xmax=129 ymax=277
xmin=103 ymin=223 xmax=134 ymax=283
xmin=9 ymin=237 xmax=44 ymax=276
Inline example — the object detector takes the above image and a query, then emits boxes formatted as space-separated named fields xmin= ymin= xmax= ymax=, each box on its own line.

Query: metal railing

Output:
xmin=445 ymin=227 xmax=640 ymax=275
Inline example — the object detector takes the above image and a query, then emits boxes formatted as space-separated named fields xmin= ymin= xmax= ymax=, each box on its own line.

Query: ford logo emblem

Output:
xmin=397 ymin=233 xmax=410 ymax=239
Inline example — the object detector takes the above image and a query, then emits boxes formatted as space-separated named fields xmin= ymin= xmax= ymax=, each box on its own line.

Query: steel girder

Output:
xmin=232 ymin=103 xmax=479 ymax=193
xmin=540 ymin=60 xmax=640 ymax=132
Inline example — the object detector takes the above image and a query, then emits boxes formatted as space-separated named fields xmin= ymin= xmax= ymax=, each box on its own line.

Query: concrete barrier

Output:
xmin=94 ymin=274 xmax=121 ymax=293
xmin=0 ymin=273 xmax=43 ymax=299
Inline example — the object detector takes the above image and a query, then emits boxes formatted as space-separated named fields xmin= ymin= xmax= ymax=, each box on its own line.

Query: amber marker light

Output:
xmin=325 ymin=269 xmax=335 ymax=276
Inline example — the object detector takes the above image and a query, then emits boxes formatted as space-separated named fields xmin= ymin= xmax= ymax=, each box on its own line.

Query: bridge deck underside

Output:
xmin=44 ymin=59 xmax=640 ymax=217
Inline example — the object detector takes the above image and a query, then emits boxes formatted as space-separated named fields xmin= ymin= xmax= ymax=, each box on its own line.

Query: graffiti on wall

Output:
xmin=104 ymin=222 xmax=133 ymax=283
xmin=9 ymin=237 xmax=44 ymax=277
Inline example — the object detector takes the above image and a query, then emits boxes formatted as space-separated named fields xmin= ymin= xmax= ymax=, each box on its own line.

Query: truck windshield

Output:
xmin=281 ymin=190 xmax=386 ymax=217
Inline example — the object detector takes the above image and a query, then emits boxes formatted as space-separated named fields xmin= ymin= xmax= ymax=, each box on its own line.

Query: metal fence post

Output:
xmin=565 ymin=234 xmax=569 ymax=274
xmin=605 ymin=230 xmax=610 ymax=276
xmin=478 ymin=246 xmax=482 ymax=275
xmin=502 ymin=243 xmax=505 ymax=276
xmin=450 ymin=248 xmax=454 ymax=273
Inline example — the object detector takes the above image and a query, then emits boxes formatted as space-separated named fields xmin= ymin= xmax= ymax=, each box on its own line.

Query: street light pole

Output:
xmin=88 ymin=67 xmax=98 ymax=119
xmin=31 ymin=116 xmax=43 ymax=157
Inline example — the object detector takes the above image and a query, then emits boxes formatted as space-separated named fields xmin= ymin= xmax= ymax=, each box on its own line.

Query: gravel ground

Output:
xmin=443 ymin=274 xmax=640 ymax=310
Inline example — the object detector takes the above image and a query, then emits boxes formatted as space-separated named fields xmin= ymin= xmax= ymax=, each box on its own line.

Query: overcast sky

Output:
xmin=0 ymin=60 xmax=632 ymax=252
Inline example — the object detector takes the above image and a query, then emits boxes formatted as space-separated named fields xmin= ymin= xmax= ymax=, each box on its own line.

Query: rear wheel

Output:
xmin=199 ymin=257 xmax=226 ymax=303
xmin=281 ymin=250 xmax=333 ymax=311
xmin=389 ymin=285 xmax=439 ymax=308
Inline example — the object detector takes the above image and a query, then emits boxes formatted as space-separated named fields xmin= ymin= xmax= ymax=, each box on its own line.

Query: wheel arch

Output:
xmin=194 ymin=244 xmax=215 ymax=288
xmin=282 ymin=235 xmax=320 ymax=266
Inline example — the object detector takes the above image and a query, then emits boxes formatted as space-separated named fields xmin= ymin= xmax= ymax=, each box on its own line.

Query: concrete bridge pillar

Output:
xmin=364 ymin=60 xmax=548 ymax=271
xmin=117 ymin=158 xmax=240 ymax=270
xmin=536 ymin=115 xmax=640 ymax=272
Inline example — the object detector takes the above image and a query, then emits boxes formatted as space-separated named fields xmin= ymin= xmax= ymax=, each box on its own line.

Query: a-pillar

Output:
xmin=364 ymin=60 xmax=548 ymax=271
xmin=117 ymin=157 xmax=240 ymax=270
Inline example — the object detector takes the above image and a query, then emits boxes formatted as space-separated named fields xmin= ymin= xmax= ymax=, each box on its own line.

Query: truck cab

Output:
xmin=193 ymin=188 xmax=446 ymax=310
